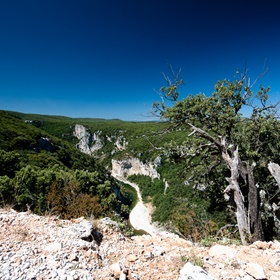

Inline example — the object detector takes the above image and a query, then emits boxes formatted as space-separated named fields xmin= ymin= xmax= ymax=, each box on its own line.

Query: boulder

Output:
xmin=209 ymin=244 xmax=237 ymax=259
xmin=179 ymin=262 xmax=214 ymax=280
xmin=252 ymin=241 xmax=271 ymax=250
xmin=245 ymin=262 xmax=267 ymax=280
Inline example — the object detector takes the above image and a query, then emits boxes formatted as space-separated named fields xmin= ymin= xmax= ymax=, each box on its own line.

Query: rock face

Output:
xmin=113 ymin=135 xmax=128 ymax=151
xmin=35 ymin=137 xmax=56 ymax=152
xmin=74 ymin=124 xmax=103 ymax=155
xmin=111 ymin=157 xmax=160 ymax=180
xmin=74 ymin=124 xmax=128 ymax=155
xmin=1 ymin=209 xmax=280 ymax=280
xmin=73 ymin=124 xmax=161 ymax=182
xmin=179 ymin=262 xmax=214 ymax=280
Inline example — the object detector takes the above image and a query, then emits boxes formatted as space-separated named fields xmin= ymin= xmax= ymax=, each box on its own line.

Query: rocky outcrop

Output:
xmin=111 ymin=157 xmax=160 ymax=180
xmin=35 ymin=137 xmax=56 ymax=152
xmin=179 ymin=262 xmax=214 ymax=280
xmin=74 ymin=124 xmax=103 ymax=155
xmin=74 ymin=124 xmax=128 ymax=155
xmin=1 ymin=209 xmax=280 ymax=280
xmin=114 ymin=135 xmax=128 ymax=151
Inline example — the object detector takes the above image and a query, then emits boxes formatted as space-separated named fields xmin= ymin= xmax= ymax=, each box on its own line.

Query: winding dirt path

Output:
xmin=112 ymin=176 xmax=162 ymax=236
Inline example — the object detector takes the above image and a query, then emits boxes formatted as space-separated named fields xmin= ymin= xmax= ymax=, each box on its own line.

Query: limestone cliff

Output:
xmin=112 ymin=135 xmax=128 ymax=151
xmin=73 ymin=124 xmax=103 ymax=155
xmin=111 ymin=157 xmax=160 ymax=180
xmin=73 ymin=124 xmax=128 ymax=155
xmin=73 ymin=124 xmax=164 ymax=188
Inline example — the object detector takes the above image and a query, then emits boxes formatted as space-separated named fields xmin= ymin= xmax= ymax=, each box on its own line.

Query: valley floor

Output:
xmin=113 ymin=176 xmax=163 ymax=236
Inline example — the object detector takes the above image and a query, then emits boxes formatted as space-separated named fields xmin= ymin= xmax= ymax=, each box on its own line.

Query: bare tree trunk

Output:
xmin=267 ymin=162 xmax=280 ymax=237
xmin=247 ymin=162 xmax=264 ymax=241
xmin=268 ymin=162 xmax=280 ymax=187
xmin=187 ymin=125 xmax=258 ymax=244
xmin=223 ymin=148 xmax=250 ymax=245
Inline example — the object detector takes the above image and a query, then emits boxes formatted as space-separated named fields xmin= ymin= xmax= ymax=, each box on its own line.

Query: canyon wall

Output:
xmin=111 ymin=157 xmax=160 ymax=180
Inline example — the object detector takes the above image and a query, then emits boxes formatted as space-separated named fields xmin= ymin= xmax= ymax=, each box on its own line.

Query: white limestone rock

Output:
xmin=74 ymin=124 xmax=103 ymax=154
xmin=179 ymin=262 xmax=214 ymax=280
xmin=111 ymin=157 xmax=160 ymax=179
xmin=209 ymin=244 xmax=237 ymax=259
xmin=245 ymin=262 xmax=267 ymax=280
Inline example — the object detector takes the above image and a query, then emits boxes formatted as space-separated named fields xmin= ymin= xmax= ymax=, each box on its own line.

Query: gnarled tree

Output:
xmin=153 ymin=67 xmax=280 ymax=244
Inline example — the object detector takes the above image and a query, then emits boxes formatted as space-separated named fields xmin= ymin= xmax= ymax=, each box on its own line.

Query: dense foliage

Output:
xmin=4 ymin=78 xmax=279 ymax=244
xmin=128 ymin=159 xmax=232 ymax=242
xmin=0 ymin=111 xmax=126 ymax=219
xmin=152 ymin=68 xmax=280 ymax=244
xmin=8 ymin=111 xmax=184 ymax=165
xmin=2 ymin=110 xmax=241 ymax=241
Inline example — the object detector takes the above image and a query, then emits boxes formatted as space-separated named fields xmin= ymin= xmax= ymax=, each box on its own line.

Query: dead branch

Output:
xmin=187 ymin=123 xmax=224 ymax=152
xmin=215 ymin=224 xmax=237 ymax=238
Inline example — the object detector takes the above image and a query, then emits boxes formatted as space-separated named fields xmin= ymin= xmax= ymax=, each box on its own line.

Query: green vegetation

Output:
xmin=8 ymin=110 xmax=185 ymax=166
xmin=0 ymin=111 xmax=128 ymax=220
xmin=119 ymin=182 xmax=138 ymax=210
xmin=152 ymin=66 xmax=280 ymax=244
xmin=2 ymin=65 xmax=279 ymax=245
xmin=128 ymin=168 xmax=229 ymax=242
xmin=1 ymin=109 xmax=224 ymax=241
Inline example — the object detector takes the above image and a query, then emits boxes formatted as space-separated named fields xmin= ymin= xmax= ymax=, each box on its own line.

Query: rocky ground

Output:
xmin=0 ymin=208 xmax=280 ymax=280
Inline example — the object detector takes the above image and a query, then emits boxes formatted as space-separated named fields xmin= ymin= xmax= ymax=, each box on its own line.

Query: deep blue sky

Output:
xmin=0 ymin=0 xmax=279 ymax=120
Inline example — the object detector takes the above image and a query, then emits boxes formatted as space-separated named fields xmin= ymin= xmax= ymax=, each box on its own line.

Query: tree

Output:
xmin=268 ymin=162 xmax=280 ymax=237
xmin=153 ymin=66 xmax=280 ymax=244
xmin=268 ymin=162 xmax=280 ymax=187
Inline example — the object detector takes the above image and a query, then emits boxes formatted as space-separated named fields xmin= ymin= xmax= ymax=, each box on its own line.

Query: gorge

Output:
xmin=73 ymin=123 xmax=163 ymax=234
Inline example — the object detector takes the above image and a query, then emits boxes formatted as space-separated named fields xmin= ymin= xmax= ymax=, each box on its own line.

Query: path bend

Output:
xmin=112 ymin=175 xmax=163 ymax=236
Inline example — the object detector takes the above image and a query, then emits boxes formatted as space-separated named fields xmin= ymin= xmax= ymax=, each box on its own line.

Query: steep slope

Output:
xmin=3 ymin=111 xmax=234 ymax=243
xmin=0 ymin=111 xmax=126 ymax=220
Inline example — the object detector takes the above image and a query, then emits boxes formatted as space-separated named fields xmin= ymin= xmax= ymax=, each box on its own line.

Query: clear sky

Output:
xmin=0 ymin=0 xmax=279 ymax=120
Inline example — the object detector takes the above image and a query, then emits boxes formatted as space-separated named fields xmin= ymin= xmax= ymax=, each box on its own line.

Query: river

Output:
xmin=112 ymin=175 xmax=162 ymax=236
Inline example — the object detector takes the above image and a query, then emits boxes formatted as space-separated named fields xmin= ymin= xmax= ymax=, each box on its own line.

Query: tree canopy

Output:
xmin=153 ymin=67 xmax=280 ymax=244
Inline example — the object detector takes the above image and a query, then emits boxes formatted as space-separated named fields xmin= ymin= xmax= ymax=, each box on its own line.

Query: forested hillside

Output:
xmin=2 ymin=92 xmax=280 ymax=244
xmin=2 ymin=110 xmax=233 ymax=242
xmin=0 ymin=111 xmax=128 ymax=220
